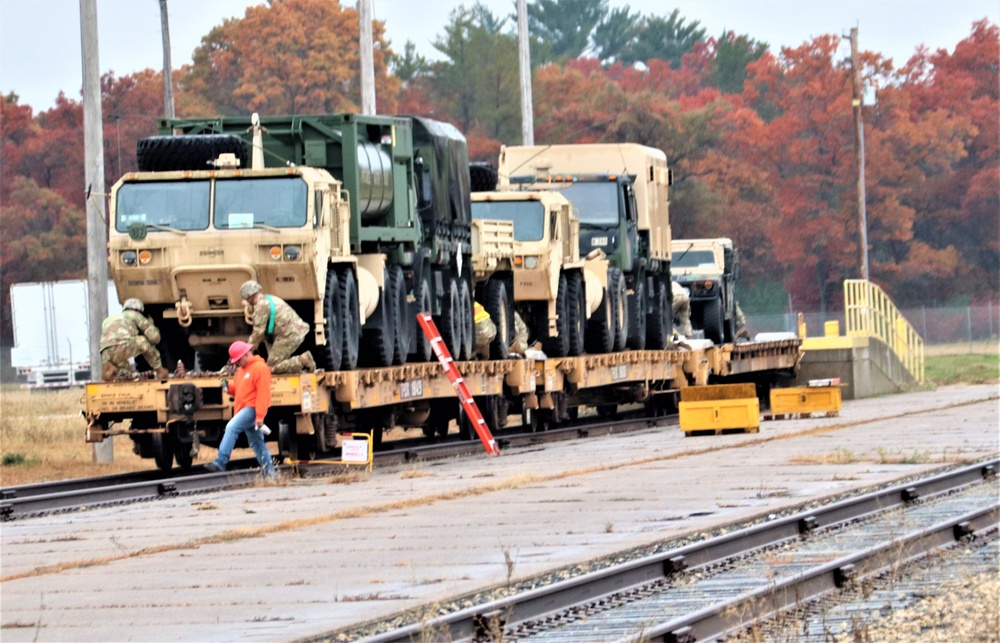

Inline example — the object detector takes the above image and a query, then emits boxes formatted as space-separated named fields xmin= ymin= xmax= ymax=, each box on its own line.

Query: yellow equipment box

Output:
xmin=766 ymin=382 xmax=843 ymax=419
xmin=679 ymin=384 xmax=760 ymax=435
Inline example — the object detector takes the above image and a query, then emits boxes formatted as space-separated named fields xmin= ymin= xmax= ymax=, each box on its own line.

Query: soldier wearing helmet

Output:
xmin=99 ymin=298 xmax=169 ymax=380
xmin=240 ymin=280 xmax=316 ymax=373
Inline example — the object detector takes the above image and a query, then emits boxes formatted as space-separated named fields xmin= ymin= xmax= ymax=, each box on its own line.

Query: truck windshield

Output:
xmin=553 ymin=182 xmax=619 ymax=226
xmin=472 ymin=200 xmax=544 ymax=241
xmin=214 ymin=177 xmax=308 ymax=229
xmin=672 ymin=249 xmax=718 ymax=270
xmin=116 ymin=181 xmax=210 ymax=232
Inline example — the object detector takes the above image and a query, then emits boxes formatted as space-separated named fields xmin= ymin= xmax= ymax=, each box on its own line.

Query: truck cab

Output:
xmin=671 ymin=238 xmax=740 ymax=344
xmin=470 ymin=190 xmax=611 ymax=358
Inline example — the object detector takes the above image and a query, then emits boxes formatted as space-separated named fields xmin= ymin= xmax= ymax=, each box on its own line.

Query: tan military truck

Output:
xmin=470 ymin=190 xmax=612 ymax=358
xmin=670 ymin=238 xmax=741 ymax=344
xmin=498 ymin=143 xmax=673 ymax=351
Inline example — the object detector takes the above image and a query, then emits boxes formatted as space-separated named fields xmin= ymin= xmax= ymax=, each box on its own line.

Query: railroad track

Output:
xmin=0 ymin=414 xmax=664 ymax=520
xmin=339 ymin=458 xmax=998 ymax=643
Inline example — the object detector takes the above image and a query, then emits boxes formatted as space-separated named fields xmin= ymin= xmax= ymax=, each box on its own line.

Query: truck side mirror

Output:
xmin=415 ymin=156 xmax=432 ymax=208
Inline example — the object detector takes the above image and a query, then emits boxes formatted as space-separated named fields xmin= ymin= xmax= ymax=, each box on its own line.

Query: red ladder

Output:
xmin=416 ymin=313 xmax=500 ymax=456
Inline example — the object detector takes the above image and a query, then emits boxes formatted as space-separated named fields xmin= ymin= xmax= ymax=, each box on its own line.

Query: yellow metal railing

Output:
xmin=844 ymin=279 xmax=925 ymax=383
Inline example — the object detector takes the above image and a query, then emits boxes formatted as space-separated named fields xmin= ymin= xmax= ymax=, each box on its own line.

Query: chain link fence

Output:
xmin=746 ymin=302 xmax=1000 ymax=347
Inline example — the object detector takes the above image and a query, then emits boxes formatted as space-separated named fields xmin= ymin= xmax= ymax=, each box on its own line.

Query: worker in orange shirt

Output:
xmin=205 ymin=341 xmax=277 ymax=479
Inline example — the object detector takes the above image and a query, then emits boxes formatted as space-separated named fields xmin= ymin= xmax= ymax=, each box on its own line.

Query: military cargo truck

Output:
xmin=497 ymin=144 xmax=673 ymax=351
xmin=670 ymin=238 xmax=740 ymax=344
xmin=110 ymin=113 xmax=474 ymax=376
xmin=470 ymin=190 xmax=611 ymax=358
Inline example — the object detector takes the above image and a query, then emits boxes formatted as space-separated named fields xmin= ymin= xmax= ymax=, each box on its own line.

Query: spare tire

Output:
xmin=469 ymin=163 xmax=498 ymax=192
xmin=136 ymin=135 xmax=249 ymax=172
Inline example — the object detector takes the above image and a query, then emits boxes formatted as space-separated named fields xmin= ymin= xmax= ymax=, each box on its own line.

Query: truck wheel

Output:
xmin=151 ymin=431 xmax=174 ymax=471
xmin=410 ymin=277 xmax=434 ymax=362
xmin=319 ymin=269 xmax=343 ymax=371
xmin=700 ymin=296 xmax=725 ymax=344
xmin=389 ymin=266 xmax=410 ymax=365
xmin=437 ymin=277 xmax=462 ymax=360
xmin=458 ymin=279 xmax=474 ymax=361
xmin=724 ymin=313 xmax=736 ymax=344
xmin=627 ymin=276 xmax=647 ymax=350
xmin=566 ymin=271 xmax=585 ymax=356
xmin=136 ymin=135 xmax=248 ymax=172
xmin=361 ymin=269 xmax=397 ymax=367
xmin=646 ymin=278 xmax=670 ymax=349
xmin=542 ymin=273 xmax=570 ymax=357
xmin=339 ymin=267 xmax=360 ymax=370
xmin=610 ymin=268 xmax=629 ymax=352
xmin=585 ymin=280 xmax=614 ymax=354
xmin=485 ymin=279 xmax=512 ymax=359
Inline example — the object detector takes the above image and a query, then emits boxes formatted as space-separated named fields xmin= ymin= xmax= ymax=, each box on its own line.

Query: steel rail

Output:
xmin=356 ymin=458 xmax=998 ymax=643
xmin=0 ymin=415 xmax=667 ymax=519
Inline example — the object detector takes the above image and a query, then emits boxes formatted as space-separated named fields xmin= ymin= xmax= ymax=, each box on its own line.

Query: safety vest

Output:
xmin=474 ymin=301 xmax=491 ymax=323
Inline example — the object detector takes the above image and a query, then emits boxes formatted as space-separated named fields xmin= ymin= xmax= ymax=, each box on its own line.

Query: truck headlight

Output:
xmin=121 ymin=250 xmax=137 ymax=266
xmin=524 ymin=256 xmax=539 ymax=269
xmin=284 ymin=245 xmax=301 ymax=261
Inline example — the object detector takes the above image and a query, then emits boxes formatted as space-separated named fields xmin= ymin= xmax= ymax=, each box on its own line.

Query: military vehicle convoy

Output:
xmin=670 ymin=238 xmax=741 ymax=344
xmin=110 ymin=113 xmax=474 ymax=375
xmin=497 ymin=144 xmax=674 ymax=351
xmin=470 ymin=190 xmax=611 ymax=358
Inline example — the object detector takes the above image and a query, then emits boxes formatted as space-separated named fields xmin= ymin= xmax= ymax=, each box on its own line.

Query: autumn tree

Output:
xmin=185 ymin=0 xmax=400 ymax=116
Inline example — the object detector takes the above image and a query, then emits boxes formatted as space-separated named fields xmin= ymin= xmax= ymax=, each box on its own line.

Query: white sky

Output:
xmin=1 ymin=0 xmax=996 ymax=111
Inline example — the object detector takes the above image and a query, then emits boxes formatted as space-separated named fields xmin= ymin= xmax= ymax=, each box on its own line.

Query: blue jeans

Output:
xmin=213 ymin=407 xmax=276 ymax=478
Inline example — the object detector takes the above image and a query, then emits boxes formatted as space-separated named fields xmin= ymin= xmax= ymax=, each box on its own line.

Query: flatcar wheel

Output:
xmin=151 ymin=431 xmax=174 ymax=471
xmin=597 ymin=404 xmax=617 ymax=419
xmin=173 ymin=430 xmax=195 ymax=470
xmin=279 ymin=420 xmax=300 ymax=462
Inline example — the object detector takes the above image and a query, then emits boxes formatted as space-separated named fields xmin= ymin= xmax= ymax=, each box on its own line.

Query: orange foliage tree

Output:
xmin=185 ymin=0 xmax=400 ymax=116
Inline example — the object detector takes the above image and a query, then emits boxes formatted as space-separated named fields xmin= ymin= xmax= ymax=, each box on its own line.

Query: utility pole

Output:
xmin=80 ymin=0 xmax=112 ymax=462
xmin=516 ymin=0 xmax=534 ymax=145
xmin=159 ymin=0 xmax=175 ymax=119
xmin=359 ymin=0 xmax=376 ymax=114
xmin=850 ymin=27 xmax=869 ymax=281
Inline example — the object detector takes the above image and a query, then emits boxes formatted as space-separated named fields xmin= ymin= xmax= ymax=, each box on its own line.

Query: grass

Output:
xmin=923 ymin=352 xmax=999 ymax=386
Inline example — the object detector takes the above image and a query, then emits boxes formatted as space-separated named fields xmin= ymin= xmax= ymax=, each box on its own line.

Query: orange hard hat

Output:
xmin=228 ymin=341 xmax=253 ymax=363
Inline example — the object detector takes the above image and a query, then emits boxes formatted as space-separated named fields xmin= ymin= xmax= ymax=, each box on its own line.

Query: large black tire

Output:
xmin=485 ymin=279 xmax=512 ymax=359
xmin=469 ymin=163 xmax=499 ymax=192
xmin=458 ymin=279 xmax=474 ymax=361
xmin=339 ymin=267 xmax=360 ymax=370
xmin=541 ymin=273 xmax=570 ymax=357
xmin=410 ymin=277 xmax=434 ymax=362
xmin=136 ymin=135 xmax=248 ymax=172
xmin=318 ymin=269 xmax=343 ymax=371
xmin=724 ymin=310 xmax=737 ymax=344
xmin=585 ymin=281 xmax=615 ymax=354
xmin=566 ymin=271 xmax=585 ymax=356
xmin=389 ymin=266 xmax=410 ymax=365
xmin=360 ymin=269 xmax=397 ymax=367
xmin=646 ymin=277 xmax=670 ymax=350
xmin=700 ymin=296 xmax=725 ymax=344
xmin=627 ymin=276 xmax=647 ymax=350
xmin=151 ymin=431 xmax=174 ymax=471
xmin=609 ymin=268 xmax=629 ymax=352
xmin=437 ymin=277 xmax=462 ymax=359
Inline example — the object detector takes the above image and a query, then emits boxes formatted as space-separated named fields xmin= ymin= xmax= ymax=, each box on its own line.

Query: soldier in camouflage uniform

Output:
xmin=100 ymin=298 xmax=169 ymax=380
xmin=473 ymin=301 xmax=497 ymax=359
xmin=241 ymin=280 xmax=316 ymax=374
xmin=509 ymin=310 xmax=529 ymax=355
xmin=671 ymin=281 xmax=694 ymax=338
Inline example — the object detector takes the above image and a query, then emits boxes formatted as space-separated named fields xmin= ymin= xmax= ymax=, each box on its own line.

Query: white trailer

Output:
xmin=10 ymin=280 xmax=121 ymax=388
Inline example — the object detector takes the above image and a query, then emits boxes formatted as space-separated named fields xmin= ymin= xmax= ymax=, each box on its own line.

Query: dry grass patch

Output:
xmin=0 ymin=385 xmax=271 ymax=485
xmin=789 ymin=449 xmax=860 ymax=465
